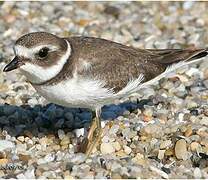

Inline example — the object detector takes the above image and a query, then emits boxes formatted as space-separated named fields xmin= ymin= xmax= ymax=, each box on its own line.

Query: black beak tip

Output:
xmin=3 ymin=66 xmax=9 ymax=72
xmin=3 ymin=56 xmax=19 ymax=72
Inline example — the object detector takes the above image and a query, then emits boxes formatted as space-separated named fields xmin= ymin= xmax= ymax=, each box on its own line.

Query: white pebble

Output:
xmin=185 ymin=67 xmax=199 ymax=77
xmin=124 ymin=145 xmax=132 ymax=155
xmin=158 ymin=150 xmax=165 ymax=160
xmin=57 ymin=129 xmax=65 ymax=140
xmin=100 ymin=142 xmax=115 ymax=154
xmin=44 ymin=153 xmax=55 ymax=163
xmin=74 ymin=128 xmax=84 ymax=137
xmin=0 ymin=140 xmax=15 ymax=151
xmin=17 ymin=136 xmax=25 ymax=142
xmin=194 ymin=167 xmax=202 ymax=179
xmin=150 ymin=166 xmax=169 ymax=179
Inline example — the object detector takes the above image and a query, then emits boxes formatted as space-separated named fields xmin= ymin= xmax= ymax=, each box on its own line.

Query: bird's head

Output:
xmin=3 ymin=32 xmax=71 ymax=84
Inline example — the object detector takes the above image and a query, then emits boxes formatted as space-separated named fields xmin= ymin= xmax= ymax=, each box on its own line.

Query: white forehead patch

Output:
xmin=14 ymin=44 xmax=59 ymax=59
xmin=19 ymin=40 xmax=71 ymax=84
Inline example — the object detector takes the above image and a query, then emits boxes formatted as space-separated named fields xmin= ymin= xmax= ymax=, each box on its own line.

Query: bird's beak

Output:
xmin=3 ymin=56 xmax=22 ymax=72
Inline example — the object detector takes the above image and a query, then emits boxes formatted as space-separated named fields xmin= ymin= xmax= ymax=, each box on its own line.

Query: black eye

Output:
xmin=38 ymin=47 xmax=49 ymax=59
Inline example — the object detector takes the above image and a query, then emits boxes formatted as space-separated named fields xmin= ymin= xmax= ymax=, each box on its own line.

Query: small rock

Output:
xmin=160 ymin=140 xmax=172 ymax=149
xmin=132 ymin=153 xmax=146 ymax=166
xmin=17 ymin=136 xmax=25 ymax=142
xmin=185 ymin=67 xmax=199 ymax=77
xmin=123 ymin=145 xmax=132 ymax=155
xmin=37 ymin=158 xmax=46 ymax=165
xmin=184 ymin=126 xmax=193 ymax=137
xmin=150 ymin=166 xmax=169 ymax=179
xmin=44 ymin=153 xmax=55 ymax=163
xmin=112 ymin=141 xmax=121 ymax=151
xmin=16 ymin=143 xmax=27 ymax=153
xmin=16 ymin=173 xmax=26 ymax=179
xmin=0 ymin=140 xmax=15 ymax=151
xmin=175 ymin=139 xmax=188 ymax=160
xmin=194 ymin=167 xmax=202 ymax=179
xmin=190 ymin=142 xmax=200 ymax=152
xmin=143 ymin=106 xmax=153 ymax=117
xmin=103 ymin=5 xmax=120 ymax=18
xmin=74 ymin=128 xmax=84 ymax=138
xmin=109 ymin=124 xmax=120 ymax=135
xmin=60 ymin=136 xmax=70 ymax=146
xmin=158 ymin=150 xmax=165 ymax=160
xmin=70 ymin=153 xmax=86 ymax=164
xmin=24 ymin=167 xmax=35 ymax=179
xmin=57 ymin=129 xmax=65 ymax=140
xmin=178 ymin=113 xmax=185 ymax=122
xmin=19 ymin=154 xmax=31 ymax=163
xmin=203 ymin=80 xmax=208 ymax=89
xmin=39 ymin=137 xmax=48 ymax=146
xmin=56 ymin=151 xmax=65 ymax=161
xmin=183 ymin=1 xmax=194 ymax=10
xmin=187 ymin=101 xmax=198 ymax=109
xmin=100 ymin=142 xmax=115 ymax=154
xmin=200 ymin=116 xmax=208 ymax=126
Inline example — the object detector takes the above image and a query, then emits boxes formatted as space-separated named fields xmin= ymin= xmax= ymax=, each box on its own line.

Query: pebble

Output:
xmin=70 ymin=153 xmax=86 ymax=164
xmin=57 ymin=129 xmax=65 ymax=140
xmin=185 ymin=68 xmax=200 ymax=77
xmin=19 ymin=154 xmax=31 ymax=162
xmin=175 ymin=139 xmax=188 ymax=160
xmin=112 ymin=141 xmax=121 ymax=151
xmin=74 ymin=128 xmax=84 ymax=138
xmin=200 ymin=116 xmax=208 ymax=126
xmin=190 ymin=142 xmax=200 ymax=152
xmin=158 ymin=150 xmax=165 ymax=160
xmin=143 ymin=106 xmax=153 ymax=117
xmin=194 ymin=167 xmax=202 ymax=179
xmin=184 ymin=126 xmax=193 ymax=137
xmin=0 ymin=140 xmax=15 ymax=151
xmin=183 ymin=1 xmax=194 ymax=9
xmin=100 ymin=142 xmax=115 ymax=154
xmin=160 ymin=140 xmax=172 ymax=149
xmin=60 ymin=136 xmax=70 ymax=146
xmin=44 ymin=153 xmax=55 ymax=163
xmin=132 ymin=153 xmax=146 ymax=166
xmin=17 ymin=136 xmax=25 ymax=142
xmin=123 ymin=145 xmax=132 ymax=155
xmin=150 ymin=166 xmax=169 ymax=179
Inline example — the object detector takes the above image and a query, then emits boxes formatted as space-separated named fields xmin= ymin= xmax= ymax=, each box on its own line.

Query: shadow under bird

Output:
xmin=3 ymin=32 xmax=208 ymax=155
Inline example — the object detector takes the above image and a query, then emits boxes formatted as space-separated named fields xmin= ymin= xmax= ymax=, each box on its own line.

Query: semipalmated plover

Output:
xmin=3 ymin=32 xmax=208 ymax=155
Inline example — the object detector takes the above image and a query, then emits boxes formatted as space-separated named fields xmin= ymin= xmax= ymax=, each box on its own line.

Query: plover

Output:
xmin=3 ymin=32 xmax=208 ymax=155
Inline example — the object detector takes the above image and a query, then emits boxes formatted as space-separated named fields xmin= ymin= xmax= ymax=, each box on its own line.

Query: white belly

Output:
xmin=33 ymin=77 xmax=115 ymax=109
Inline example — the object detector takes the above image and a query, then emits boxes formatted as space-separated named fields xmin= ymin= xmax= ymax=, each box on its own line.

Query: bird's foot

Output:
xmin=85 ymin=127 xmax=102 ymax=156
xmin=77 ymin=117 xmax=102 ymax=156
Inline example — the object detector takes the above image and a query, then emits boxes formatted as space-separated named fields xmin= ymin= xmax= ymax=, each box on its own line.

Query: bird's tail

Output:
xmin=148 ymin=48 xmax=208 ymax=66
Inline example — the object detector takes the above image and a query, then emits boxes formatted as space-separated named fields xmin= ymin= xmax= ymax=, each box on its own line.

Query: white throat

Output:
xmin=17 ymin=40 xmax=71 ymax=84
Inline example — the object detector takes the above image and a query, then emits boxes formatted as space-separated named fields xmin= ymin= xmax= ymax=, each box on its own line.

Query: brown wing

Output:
xmin=69 ymin=37 xmax=208 ymax=93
